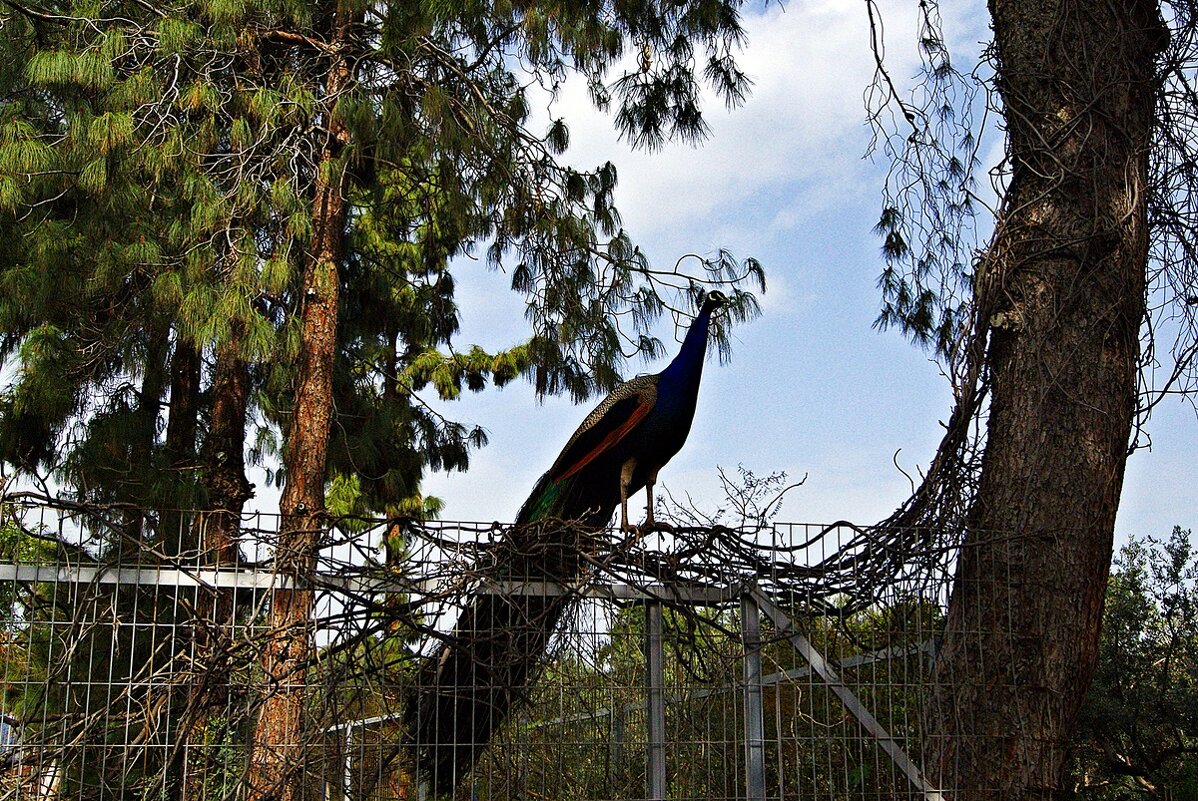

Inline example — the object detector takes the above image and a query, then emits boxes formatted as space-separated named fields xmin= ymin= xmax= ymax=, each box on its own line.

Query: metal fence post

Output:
xmin=343 ymin=727 xmax=354 ymax=801
xmin=645 ymin=600 xmax=667 ymax=801
xmin=741 ymin=593 xmax=766 ymax=801
xmin=611 ymin=703 xmax=625 ymax=791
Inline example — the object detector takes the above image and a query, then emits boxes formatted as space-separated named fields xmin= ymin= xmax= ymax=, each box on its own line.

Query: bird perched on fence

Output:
xmin=408 ymin=290 xmax=729 ymax=795
xmin=516 ymin=289 xmax=729 ymax=532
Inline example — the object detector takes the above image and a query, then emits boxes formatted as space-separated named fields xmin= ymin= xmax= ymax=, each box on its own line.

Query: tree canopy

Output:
xmin=0 ymin=0 xmax=765 ymax=523
xmin=1071 ymin=528 xmax=1198 ymax=799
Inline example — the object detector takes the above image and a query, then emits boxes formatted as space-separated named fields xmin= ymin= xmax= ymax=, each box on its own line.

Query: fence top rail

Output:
xmin=1 ymin=496 xmax=974 ymax=615
xmin=0 ymin=560 xmax=751 ymax=602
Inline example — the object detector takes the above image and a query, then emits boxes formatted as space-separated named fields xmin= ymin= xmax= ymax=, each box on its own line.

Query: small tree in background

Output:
xmin=1069 ymin=528 xmax=1198 ymax=800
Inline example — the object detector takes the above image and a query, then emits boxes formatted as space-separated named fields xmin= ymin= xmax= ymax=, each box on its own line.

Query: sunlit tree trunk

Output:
xmin=924 ymin=0 xmax=1167 ymax=797
xmin=246 ymin=9 xmax=359 ymax=798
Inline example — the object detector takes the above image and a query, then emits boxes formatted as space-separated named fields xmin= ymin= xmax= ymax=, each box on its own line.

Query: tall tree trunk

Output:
xmin=161 ymin=336 xmax=201 ymax=554
xmin=924 ymin=0 xmax=1167 ymax=797
xmin=179 ymin=337 xmax=252 ymax=801
xmin=115 ymin=318 xmax=171 ymax=554
xmin=246 ymin=11 xmax=358 ymax=798
xmin=159 ymin=335 xmax=203 ymax=799
xmin=197 ymin=338 xmax=253 ymax=565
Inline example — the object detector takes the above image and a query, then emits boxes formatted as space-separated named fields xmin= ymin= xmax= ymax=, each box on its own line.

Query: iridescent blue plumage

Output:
xmin=516 ymin=290 xmax=726 ymax=530
xmin=409 ymin=291 xmax=728 ymax=794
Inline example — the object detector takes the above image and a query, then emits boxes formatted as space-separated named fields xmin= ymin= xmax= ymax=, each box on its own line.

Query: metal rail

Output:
xmin=751 ymin=588 xmax=946 ymax=801
xmin=0 ymin=563 xmax=739 ymax=603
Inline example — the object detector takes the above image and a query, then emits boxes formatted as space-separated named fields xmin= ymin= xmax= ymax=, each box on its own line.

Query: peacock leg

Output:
xmin=644 ymin=473 xmax=657 ymax=528
xmin=643 ymin=471 xmax=674 ymax=532
xmin=619 ymin=459 xmax=637 ymax=532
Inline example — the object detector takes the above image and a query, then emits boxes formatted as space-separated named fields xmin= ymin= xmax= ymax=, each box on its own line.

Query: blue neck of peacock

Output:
xmin=658 ymin=306 xmax=713 ymax=394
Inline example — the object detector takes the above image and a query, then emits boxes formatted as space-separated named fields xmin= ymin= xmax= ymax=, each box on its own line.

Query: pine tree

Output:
xmin=2 ymin=0 xmax=765 ymax=797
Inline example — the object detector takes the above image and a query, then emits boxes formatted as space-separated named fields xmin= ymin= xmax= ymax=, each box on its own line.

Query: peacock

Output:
xmin=407 ymin=290 xmax=729 ymax=794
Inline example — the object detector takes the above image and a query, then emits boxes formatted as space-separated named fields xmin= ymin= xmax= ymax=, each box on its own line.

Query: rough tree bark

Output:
xmin=163 ymin=339 xmax=200 ymax=471
xmin=924 ymin=0 xmax=1168 ymax=797
xmin=245 ymin=11 xmax=358 ymax=799
xmin=161 ymin=337 xmax=201 ymax=551
xmin=196 ymin=338 xmax=253 ymax=565
xmin=115 ymin=319 xmax=171 ymax=551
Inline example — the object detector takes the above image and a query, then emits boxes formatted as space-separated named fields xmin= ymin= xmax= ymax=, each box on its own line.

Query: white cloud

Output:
xmin=524 ymin=0 xmax=944 ymax=256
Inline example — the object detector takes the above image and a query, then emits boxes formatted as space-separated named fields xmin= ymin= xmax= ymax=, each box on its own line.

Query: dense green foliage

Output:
xmin=1069 ymin=528 xmax=1198 ymax=800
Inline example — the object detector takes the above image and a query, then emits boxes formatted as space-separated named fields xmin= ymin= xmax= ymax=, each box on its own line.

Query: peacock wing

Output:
xmin=514 ymin=375 xmax=657 ymax=525
xmin=549 ymin=375 xmax=658 ymax=481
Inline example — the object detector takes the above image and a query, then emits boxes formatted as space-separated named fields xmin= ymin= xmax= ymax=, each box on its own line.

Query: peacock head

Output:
xmin=702 ymin=290 xmax=730 ymax=314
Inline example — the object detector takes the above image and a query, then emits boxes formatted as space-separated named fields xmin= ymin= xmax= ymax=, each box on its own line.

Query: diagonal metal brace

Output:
xmin=749 ymin=588 xmax=945 ymax=801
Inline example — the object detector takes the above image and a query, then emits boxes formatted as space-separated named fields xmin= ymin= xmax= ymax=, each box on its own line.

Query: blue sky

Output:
xmin=421 ymin=0 xmax=1198 ymax=542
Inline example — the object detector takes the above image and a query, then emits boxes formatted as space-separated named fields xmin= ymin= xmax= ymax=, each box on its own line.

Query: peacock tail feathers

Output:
xmin=516 ymin=473 xmax=565 ymax=524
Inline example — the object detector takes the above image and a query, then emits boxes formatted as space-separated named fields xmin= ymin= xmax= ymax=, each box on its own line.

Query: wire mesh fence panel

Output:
xmin=0 ymin=498 xmax=992 ymax=801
